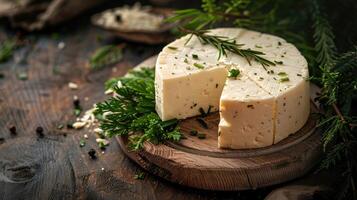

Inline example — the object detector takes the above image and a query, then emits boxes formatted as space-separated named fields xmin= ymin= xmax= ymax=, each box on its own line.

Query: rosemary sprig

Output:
xmin=183 ymin=29 xmax=275 ymax=68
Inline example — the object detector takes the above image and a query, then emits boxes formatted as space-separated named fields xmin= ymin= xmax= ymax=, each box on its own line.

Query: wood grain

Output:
xmin=0 ymin=20 xmax=275 ymax=199
xmin=117 ymin=56 xmax=323 ymax=191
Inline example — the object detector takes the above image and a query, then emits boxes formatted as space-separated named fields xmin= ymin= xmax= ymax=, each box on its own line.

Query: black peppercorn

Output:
xmin=88 ymin=149 xmax=97 ymax=159
xmin=73 ymin=99 xmax=80 ymax=108
xmin=67 ymin=123 xmax=74 ymax=129
xmin=36 ymin=126 xmax=44 ymax=138
xmin=9 ymin=126 xmax=16 ymax=135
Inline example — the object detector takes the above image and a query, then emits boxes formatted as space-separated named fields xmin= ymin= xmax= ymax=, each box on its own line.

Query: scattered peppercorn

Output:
xmin=67 ymin=123 xmax=74 ymax=129
xmin=9 ymin=126 xmax=17 ymax=135
xmin=197 ymin=133 xmax=206 ymax=139
xmin=88 ymin=149 xmax=97 ymax=159
xmin=190 ymin=130 xmax=198 ymax=136
xmin=73 ymin=99 xmax=80 ymax=108
xmin=36 ymin=126 xmax=44 ymax=138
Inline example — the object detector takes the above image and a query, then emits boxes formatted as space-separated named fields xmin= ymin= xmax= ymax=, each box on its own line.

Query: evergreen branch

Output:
xmin=166 ymin=0 xmax=254 ymax=30
xmin=94 ymin=68 xmax=181 ymax=150
xmin=182 ymin=29 xmax=276 ymax=68
xmin=311 ymin=0 xmax=337 ymax=69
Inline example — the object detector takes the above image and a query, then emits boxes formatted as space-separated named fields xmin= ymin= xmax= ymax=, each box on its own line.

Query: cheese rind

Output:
xmin=155 ymin=28 xmax=310 ymax=149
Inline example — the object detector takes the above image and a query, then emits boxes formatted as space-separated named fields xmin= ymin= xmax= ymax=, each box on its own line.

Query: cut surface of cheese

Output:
xmin=219 ymin=74 xmax=275 ymax=148
xmin=155 ymin=28 xmax=310 ymax=149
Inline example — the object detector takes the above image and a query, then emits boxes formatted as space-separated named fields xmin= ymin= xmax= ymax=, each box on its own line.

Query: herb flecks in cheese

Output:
xmin=155 ymin=28 xmax=310 ymax=149
xmin=168 ymin=46 xmax=178 ymax=50
xmin=193 ymin=63 xmax=204 ymax=69
xmin=228 ymin=68 xmax=240 ymax=79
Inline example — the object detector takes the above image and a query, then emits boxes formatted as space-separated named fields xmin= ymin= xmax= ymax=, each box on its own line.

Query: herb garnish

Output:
xmin=181 ymin=29 xmax=275 ymax=69
xmin=134 ymin=172 xmax=145 ymax=180
xmin=228 ymin=68 xmax=240 ymax=79
xmin=79 ymin=140 xmax=86 ymax=147
xmin=94 ymin=68 xmax=181 ymax=150
xmin=279 ymin=77 xmax=290 ymax=82
xmin=193 ymin=63 xmax=204 ymax=69
xmin=278 ymin=72 xmax=287 ymax=76
xmin=168 ymin=46 xmax=178 ymax=50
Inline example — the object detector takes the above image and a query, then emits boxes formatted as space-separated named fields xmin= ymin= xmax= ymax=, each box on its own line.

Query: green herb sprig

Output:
xmin=183 ymin=29 xmax=275 ymax=68
xmin=94 ymin=68 xmax=181 ymax=150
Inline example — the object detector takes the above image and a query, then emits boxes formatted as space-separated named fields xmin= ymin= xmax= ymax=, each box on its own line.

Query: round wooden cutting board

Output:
xmin=116 ymin=55 xmax=322 ymax=191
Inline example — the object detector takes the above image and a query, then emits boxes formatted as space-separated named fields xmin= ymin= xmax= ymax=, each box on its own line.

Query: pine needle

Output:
xmin=94 ymin=68 xmax=181 ymax=150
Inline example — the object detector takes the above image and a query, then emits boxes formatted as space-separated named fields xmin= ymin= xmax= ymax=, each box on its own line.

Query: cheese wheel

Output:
xmin=155 ymin=28 xmax=310 ymax=149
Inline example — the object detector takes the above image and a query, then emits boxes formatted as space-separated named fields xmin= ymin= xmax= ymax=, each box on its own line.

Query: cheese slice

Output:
xmin=155 ymin=28 xmax=310 ymax=149
xmin=219 ymin=73 xmax=275 ymax=148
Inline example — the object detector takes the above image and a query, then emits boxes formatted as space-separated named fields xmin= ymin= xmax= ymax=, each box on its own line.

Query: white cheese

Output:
xmin=155 ymin=28 xmax=310 ymax=149
xmin=219 ymin=74 xmax=275 ymax=148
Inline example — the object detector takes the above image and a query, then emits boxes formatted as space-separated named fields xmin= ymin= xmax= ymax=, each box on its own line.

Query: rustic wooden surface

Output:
xmin=0 ymin=18 xmax=278 ymax=199
xmin=117 ymin=56 xmax=322 ymax=191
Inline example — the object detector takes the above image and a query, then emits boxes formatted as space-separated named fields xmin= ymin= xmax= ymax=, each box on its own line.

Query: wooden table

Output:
xmin=0 ymin=19 xmax=276 ymax=199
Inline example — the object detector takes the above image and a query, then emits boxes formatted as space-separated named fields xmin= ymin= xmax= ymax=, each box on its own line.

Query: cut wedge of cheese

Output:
xmin=219 ymin=74 xmax=275 ymax=148
xmin=155 ymin=28 xmax=310 ymax=149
